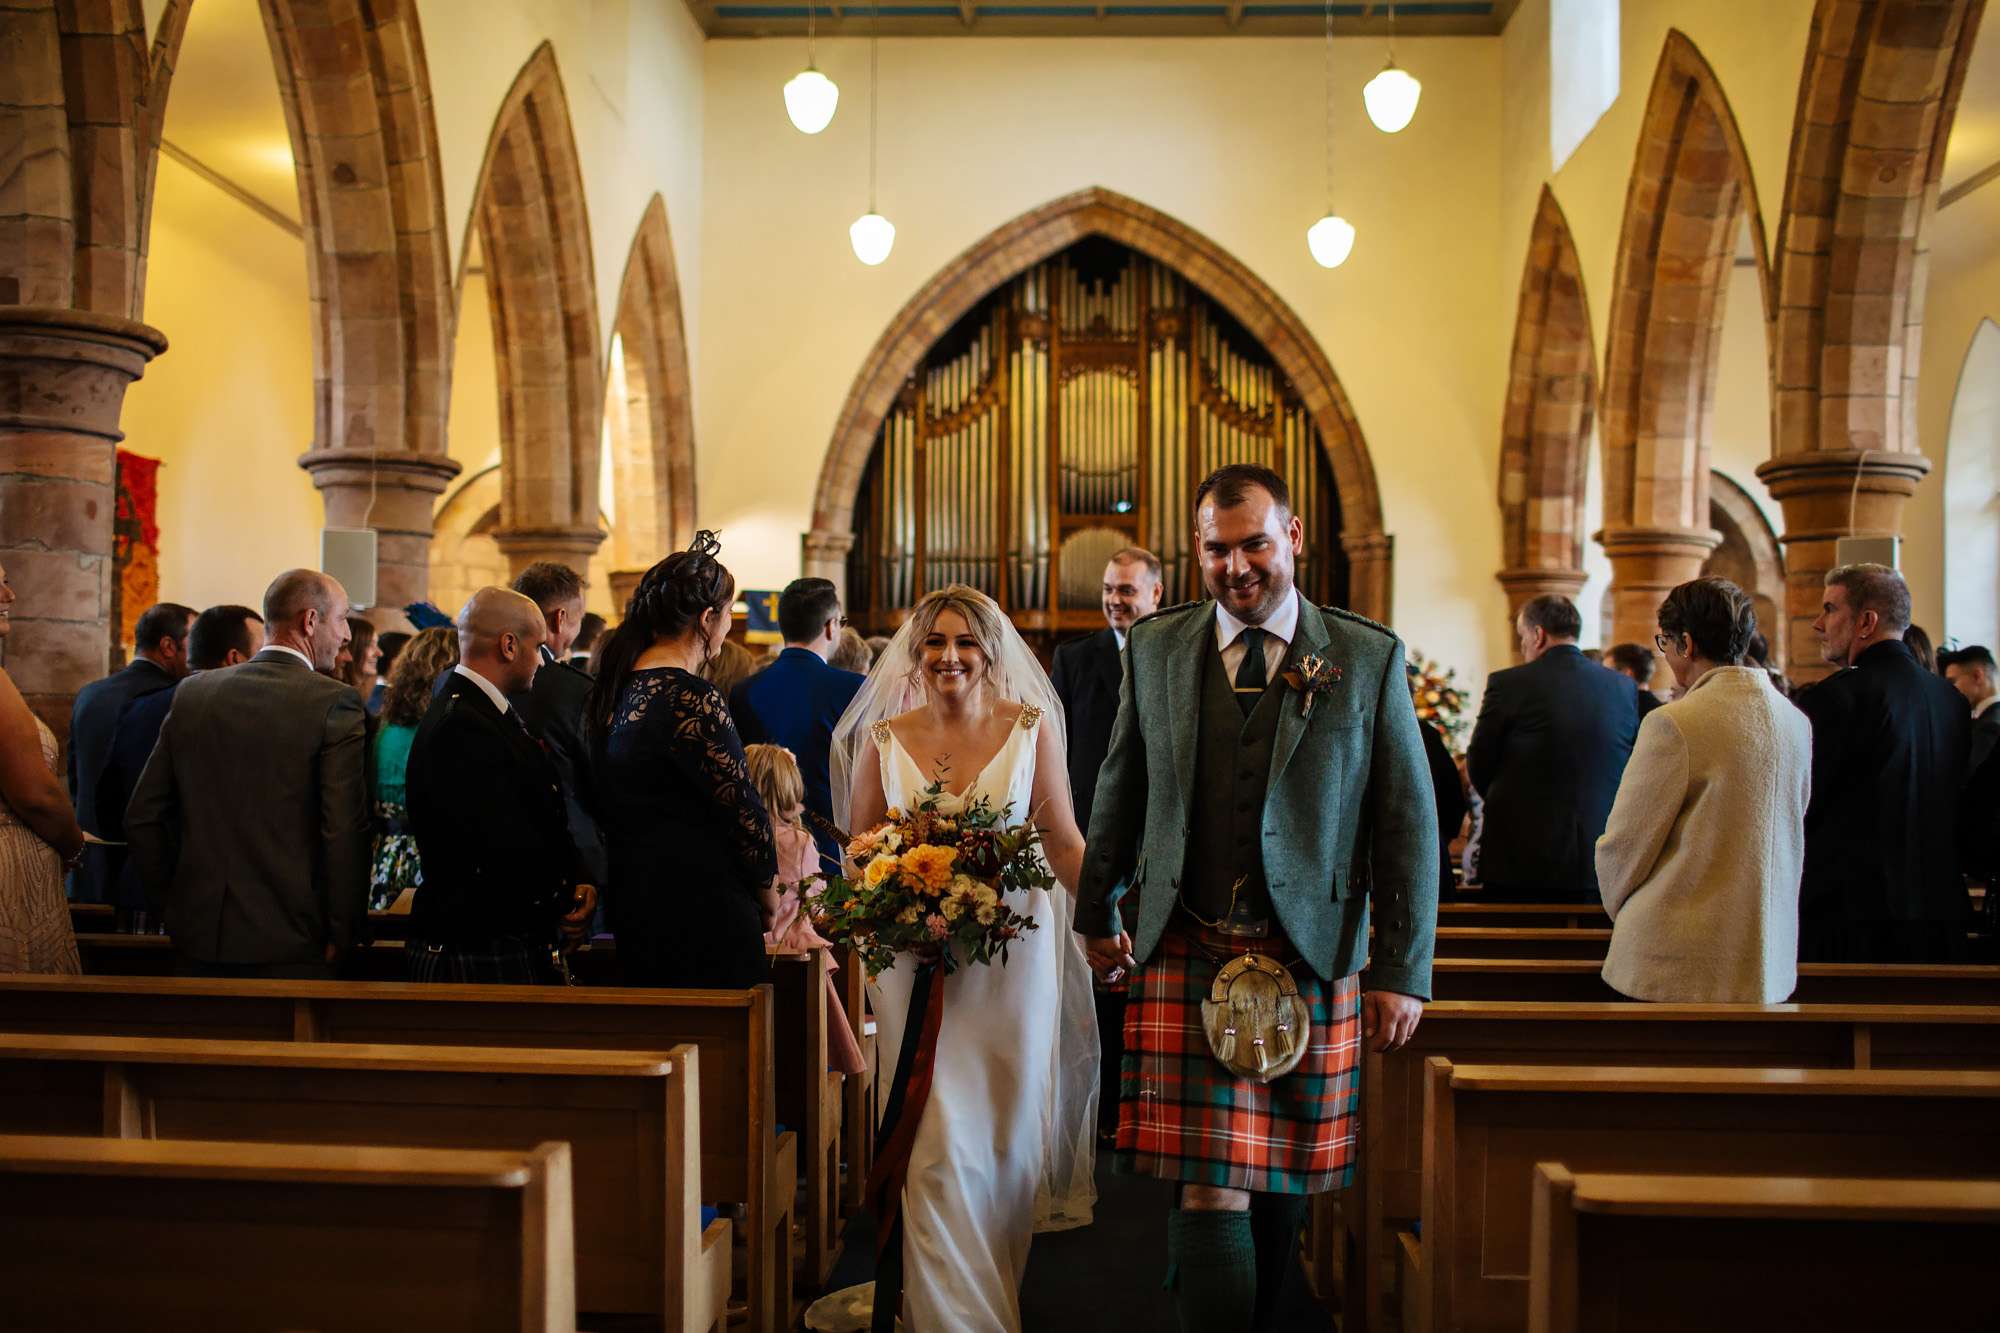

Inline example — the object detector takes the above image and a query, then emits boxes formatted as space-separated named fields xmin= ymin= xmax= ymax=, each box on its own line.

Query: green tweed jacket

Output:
xmin=1072 ymin=596 xmax=1440 ymax=998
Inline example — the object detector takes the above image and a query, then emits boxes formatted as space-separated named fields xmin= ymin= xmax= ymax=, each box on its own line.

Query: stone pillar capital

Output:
xmin=802 ymin=528 xmax=856 ymax=602
xmin=608 ymin=568 xmax=646 ymax=618
xmin=492 ymin=526 xmax=606 ymax=576
xmin=1594 ymin=524 xmax=1722 ymax=561
xmin=297 ymin=450 xmax=465 ymax=626
xmin=1594 ymin=524 xmax=1721 ymax=655
xmin=1339 ymin=530 xmax=1394 ymax=624
xmin=297 ymin=447 xmax=463 ymax=496
xmin=1494 ymin=567 xmax=1589 ymax=600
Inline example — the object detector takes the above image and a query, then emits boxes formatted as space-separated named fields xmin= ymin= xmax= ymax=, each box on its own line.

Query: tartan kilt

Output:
xmin=1115 ymin=922 xmax=1361 ymax=1195
xmin=403 ymin=937 xmax=561 ymax=985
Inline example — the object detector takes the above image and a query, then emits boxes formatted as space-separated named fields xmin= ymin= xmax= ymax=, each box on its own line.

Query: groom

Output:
xmin=1077 ymin=463 xmax=1438 ymax=1332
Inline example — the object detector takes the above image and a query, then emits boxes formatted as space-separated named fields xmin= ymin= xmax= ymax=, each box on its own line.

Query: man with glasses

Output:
xmin=731 ymin=577 xmax=866 ymax=869
xmin=1466 ymin=594 xmax=1639 ymax=903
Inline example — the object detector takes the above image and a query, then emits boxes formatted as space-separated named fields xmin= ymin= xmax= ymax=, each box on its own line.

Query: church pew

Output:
xmin=768 ymin=948 xmax=845 ymax=1289
xmin=1528 ymin=1165 xmax=2000 ymax=1333
xmin=1417 ymin=1061 xmax=2000 ymax=1333
xmin=1428 ymin=957 xmax=2000 ymax=1004
xmin=0 ymin=977 xmax=791 ymax=1333
xmin=1430 ymin=928 xmax=1609 ymax=960
xmin=1435 ymin=902 xmax=1608 ymax=929
xmin=833 ymin=941 xmax=875 ymax=1216
xmin=0 ymin=1134 xmax=577 ymax=1332
xmin=0 ymin=1035 xmax=729 ymax=1332
xmin=1330 ymin=1001 xmax=2000 ymax=1333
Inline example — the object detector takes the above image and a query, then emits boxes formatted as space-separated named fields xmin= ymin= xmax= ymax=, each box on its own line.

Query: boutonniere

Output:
xmin=1280 ymin=655 xmax=1343 ymax=718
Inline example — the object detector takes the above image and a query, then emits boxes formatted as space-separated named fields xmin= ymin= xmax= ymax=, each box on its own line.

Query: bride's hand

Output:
xmin=1084 ymin=931 xmax=1135 ymax=983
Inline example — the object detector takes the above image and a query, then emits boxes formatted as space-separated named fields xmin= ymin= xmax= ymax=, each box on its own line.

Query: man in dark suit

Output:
xmin=730 ymin=577 xmax=864 ymax=866
xmin=1942 ymin=646 xmax=2000 ymax=774
xmin=405 ymin=588 xmax=595 ymax=984
xmin=1605 ymin=641 xmax=1665 ymax=719
xmin=1943 ymin=646 xmax=2000 ymax=886
xmin=1798 ymin=565 xmax=1970 ymax=962
xmin=1052 ymin=547 xmax=1163 ymax=833
xmin=95 ymin=605 xmax=264 ymax=930
xmin=66 ymin=601 xmax=194 ymax=910
xmin=126 ymin=571 xmax=368 ymax=978
xmin=1467 ymin=594 xmax=1638 ymax=903
xmin=508 ymin=562 xmax=605 ymax=887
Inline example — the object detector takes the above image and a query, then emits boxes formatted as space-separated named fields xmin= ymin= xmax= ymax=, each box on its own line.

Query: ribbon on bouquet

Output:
xmin=865 ymin=958 xmax=947 ymax=1333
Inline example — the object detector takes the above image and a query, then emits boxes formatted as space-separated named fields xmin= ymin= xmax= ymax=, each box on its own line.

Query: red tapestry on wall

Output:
xmin=114 ymin=451 xmax=162 ymax=650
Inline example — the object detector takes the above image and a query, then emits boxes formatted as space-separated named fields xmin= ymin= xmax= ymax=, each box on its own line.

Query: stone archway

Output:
xmin=1597 ymin=29 xmax=1774 ymax=656
xmin=459 ymin=42 xmax=603 ymax=577
xmin=1497 ymin=186 xmax=1597 ymax=654
xmin=1758 ymin=0 xmax=1986 ymax=684
xmin=604 ymin=194 xmax=698 ymax=606
xmin=1704 ymin=472 xmax=1788 ymax=669
xmin=806 ymin=186 xmax=1392 ymax=622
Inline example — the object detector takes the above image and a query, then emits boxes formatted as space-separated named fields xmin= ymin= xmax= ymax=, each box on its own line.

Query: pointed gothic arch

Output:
xmin=1497 ymin=186 xmax=1598 ymax=651
xmin=806 ymin=186 xmax=1392 ymax=621
xmin=459 ymin=41 xmax=603 ymax=575
xmin=1598 ymin=29 xmax=1774 ymax=652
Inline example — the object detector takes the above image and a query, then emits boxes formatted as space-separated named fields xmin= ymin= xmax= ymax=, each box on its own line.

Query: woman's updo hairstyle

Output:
xmin=587 ymin=530 xmax=736 ymax=738
xmin=1657 ymin=576 xmax=1758 ymax=665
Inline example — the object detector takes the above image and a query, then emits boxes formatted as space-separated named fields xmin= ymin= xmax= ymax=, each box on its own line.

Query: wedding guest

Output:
xmin=1905 ymin=623 xmax=1938 ymax=674
xmin=96 ymin=604 xmax=265 ymax=929
xmin=1420 ymin=719 xmax=1467 ymax=901
xmin=1467 ymin=595 xmax=1638 ymax=902
xmin=1597 ymin=578 xmax=1810 ymax=1002
xmin=1797 ymin=564 xmax=1969 ymax=962
xmin=1605 ymin=642 xmax=1664 ymax=719
xmin=731 ymin=578 xmax=866 ymax=867
xmin=569 ymin=611 xmax=606 ymax=671
xmin=404 ymin=589 xmax=594 ymax=983
xmin=1946 ymin=647 xmax=2000 ymax=881
xmin=127 ymin=570 xmax=368 ymax=979
xmin=0 ymin=561 xmax=85 ymax=974
xmin=367 ymin=630 xmax=410 ymax=715
xmin=704 ymin=638 xmax=757 ymax=700
xmin=745 ymin=742 xmax=866 ymax=1075
xmin=1746 ymin=630 xmax=1791 ymax=698
xmin=865 ymin=634 xmax=892 ymax=663
xmin=828 ymin=625 xmax=874 ymax=674
xmin=587 ymin=533 xmax=777 ymax=988
xmin=67 ymin=600 xmax=193 ymax=906
xmin=368 ymin=626 xmax=458 ymax=911
xmin=509 ymin=562 xmax=606 ymax=889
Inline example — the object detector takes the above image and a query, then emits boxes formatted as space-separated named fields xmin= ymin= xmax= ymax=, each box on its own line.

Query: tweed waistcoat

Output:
xmin=1181 ymin=639 xmax=1287 ymax=926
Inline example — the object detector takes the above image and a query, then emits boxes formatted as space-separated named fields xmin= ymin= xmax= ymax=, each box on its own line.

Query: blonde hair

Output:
xmin=702 ymin=638 xmax=758 ymax=696
xmin=744 ymin=743 xmax=805 ymax=826
xmin=902 ymin=584 xmax=1014 ymax=696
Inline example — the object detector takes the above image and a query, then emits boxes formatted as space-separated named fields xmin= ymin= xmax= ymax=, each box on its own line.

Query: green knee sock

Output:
xmin=1248 ymin=1193 xmax=1310 ymax=1332
xmin=1167 ymin=1207 xmax=1256 ymax=1333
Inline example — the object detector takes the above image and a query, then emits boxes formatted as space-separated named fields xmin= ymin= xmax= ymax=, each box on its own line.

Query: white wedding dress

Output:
xmin=867 ymin=706 xmax=1093 ymax=1332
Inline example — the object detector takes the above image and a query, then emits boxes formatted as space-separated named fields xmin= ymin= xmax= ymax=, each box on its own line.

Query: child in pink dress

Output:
xmin=745 ymin=744 xmax=866 ymax=1076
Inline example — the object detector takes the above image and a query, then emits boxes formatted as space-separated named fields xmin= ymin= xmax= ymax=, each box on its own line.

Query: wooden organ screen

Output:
xmin=848 ymin=236 xmax=1346 ymax=640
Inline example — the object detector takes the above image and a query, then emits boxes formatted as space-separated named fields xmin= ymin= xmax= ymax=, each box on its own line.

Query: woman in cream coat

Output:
xmin=1596 ymin=577 xmax=1811 ymax=1003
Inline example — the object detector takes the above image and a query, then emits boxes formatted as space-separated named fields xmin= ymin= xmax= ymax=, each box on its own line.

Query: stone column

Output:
xmin=0 ymin=309 xmax=168 ymax=736
xmin=1755 ymin=450 xmax=1930 ymax=688
xmin=1340 ymin=530 xmax=1394 ymax=625
xmin=1494 ymin=567 xmax=1589 ymax=658
xmin=1597 ymin=525 xmax=1720 ymax=658
xmin=802 ymin=529 xmax=856 ymax=601
xmin=298 ymin=449 xmax=462 ymax=631
xmin=608 ymin=568 xmax=644 ymax=618
xmin=492 ymin=526 xmax=605 ymax=581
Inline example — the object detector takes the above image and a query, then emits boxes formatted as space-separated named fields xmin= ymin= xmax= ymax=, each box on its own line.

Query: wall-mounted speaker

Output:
xmin=1834 ymin=535 xmax=1899 ymax=570
xmin=321 ymin=527 xmax=378 ymax=609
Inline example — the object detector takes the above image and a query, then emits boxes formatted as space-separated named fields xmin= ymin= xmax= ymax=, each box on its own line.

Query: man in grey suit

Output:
xmin=1077 ymin=464 xmax=1438 ymax=1332
xmin=127 ymin=570 xmax=369 ymax=979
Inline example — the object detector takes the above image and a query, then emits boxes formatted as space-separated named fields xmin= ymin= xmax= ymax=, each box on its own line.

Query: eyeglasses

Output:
xmin=1654 ymin=632 xmax=1680 ymax=655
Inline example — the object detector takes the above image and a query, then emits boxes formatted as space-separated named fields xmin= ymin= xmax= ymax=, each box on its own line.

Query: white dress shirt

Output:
xmin=1113 ymin=628 xmax=1128 ymax=652
xmin=452 ymin=663 xmax=511 ymax=716
xmin=261 ymin=643 xmax=315 ymax=671
xmin=1213 ymin=588 xmax=1299 ymax=682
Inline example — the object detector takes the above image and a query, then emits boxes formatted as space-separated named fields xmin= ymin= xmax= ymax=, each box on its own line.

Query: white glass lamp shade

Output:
xmin=784 ymin=68 xmax=840 ymax=134
xmin=1306 ymin=213 xmax=1356 ymax=269
xmin=850 ymin=211 xmax=897 ymax=266
xmin=1363 ymin=61 xmax=1422 ymax=133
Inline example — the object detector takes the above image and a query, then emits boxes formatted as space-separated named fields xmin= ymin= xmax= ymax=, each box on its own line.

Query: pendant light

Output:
xmin=783 ymin=4 xmax=839 ymax=134
xmin=850 ymin=0 xmax=895 ymax=266
xmin=1307 ymin=0 xmax=1355 ymax=269
xmin=1362 ymin=0 xmax=1422 ymax=134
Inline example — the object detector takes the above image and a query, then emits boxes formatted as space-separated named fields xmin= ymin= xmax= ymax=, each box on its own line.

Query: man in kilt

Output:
xmin=1077 ymin=464 xmax=1439 ymax=1331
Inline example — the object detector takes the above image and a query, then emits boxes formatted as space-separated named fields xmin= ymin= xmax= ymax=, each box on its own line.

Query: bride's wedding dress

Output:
xmin=867 ymin=705 xmax=1095 ymax=1332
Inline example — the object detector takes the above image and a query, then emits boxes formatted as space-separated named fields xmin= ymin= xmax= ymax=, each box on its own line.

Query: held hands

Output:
xmin=561 ymin=884 xmax=599 ymax=944
xmin=1362 ymin=989 xmax=1422 ymax=1052
xmin=1084 ymin=932 xmax=1136 ymax=984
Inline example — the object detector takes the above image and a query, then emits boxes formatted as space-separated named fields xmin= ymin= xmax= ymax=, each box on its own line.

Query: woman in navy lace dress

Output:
xmin=586 ymin=532 xmax=777 ymax=988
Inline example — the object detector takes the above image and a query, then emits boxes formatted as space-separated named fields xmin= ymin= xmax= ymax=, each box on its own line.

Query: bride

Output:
xmin=832 ymin=585 xmax=1099 ymax=1332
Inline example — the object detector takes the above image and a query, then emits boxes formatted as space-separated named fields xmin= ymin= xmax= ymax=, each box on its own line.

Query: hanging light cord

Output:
xmin=1323 ymin=0 xmax=1335 ymax=212
xmin=806 ymin=1 xmax=817 ymax=69
xmin=1387 ymin=0 xmax=1398 ymax=61
xmin=869 ymin=0 xmax=880 ymax=212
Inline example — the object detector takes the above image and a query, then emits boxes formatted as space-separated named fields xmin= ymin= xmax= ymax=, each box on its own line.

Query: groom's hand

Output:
xmin=1084 ymin=932 xmax=1136 ymax=983
xmin=1362 ymin=990 xmax=1423 ymax=1052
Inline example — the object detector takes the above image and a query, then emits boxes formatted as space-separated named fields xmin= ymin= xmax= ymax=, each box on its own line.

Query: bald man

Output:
xmin=127 ymin=570 xmax=368 ymax=978
xmin=403 ymin=587 xmax=597 ymax=984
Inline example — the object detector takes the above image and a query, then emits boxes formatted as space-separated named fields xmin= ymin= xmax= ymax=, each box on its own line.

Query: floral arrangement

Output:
xmin=813 ymin=785 xmax=1053 ymax=978
xmin=1407 ymin=653 xmax=1471 ymax=753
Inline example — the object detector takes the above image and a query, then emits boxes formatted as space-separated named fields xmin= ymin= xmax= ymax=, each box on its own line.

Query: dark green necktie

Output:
xmin=1234 ymin=627 xmax=1268 ymax=716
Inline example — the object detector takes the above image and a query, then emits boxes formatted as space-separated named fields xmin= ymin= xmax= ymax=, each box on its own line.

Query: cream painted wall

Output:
xmin=119 ymin=153 xmax=321 ymax=614
xmin=696 ymin=35 xmax=1509 ymax=688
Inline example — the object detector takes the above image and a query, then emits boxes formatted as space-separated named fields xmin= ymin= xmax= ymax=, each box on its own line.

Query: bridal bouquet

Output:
xmin=813 ymin=785 xmax=1053 ymax=978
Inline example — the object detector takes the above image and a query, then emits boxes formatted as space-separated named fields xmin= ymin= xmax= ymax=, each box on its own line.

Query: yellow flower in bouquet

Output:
xmin=899 ymin=843 xmax=958 ymax=895
xmin=864 ymin=855 xmax=901 ymax=888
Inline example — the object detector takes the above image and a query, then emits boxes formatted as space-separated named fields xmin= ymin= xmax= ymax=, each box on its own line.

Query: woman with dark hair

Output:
xmin=368 ymin=626 xmax=460 ymax=910
xmin=1596 ymin=577 xmax=1811 ymax=1002
xmin=336 ymin=616 xmax=378 ymax=694
xmin=587 ymin=532 xmax=777 ymax=987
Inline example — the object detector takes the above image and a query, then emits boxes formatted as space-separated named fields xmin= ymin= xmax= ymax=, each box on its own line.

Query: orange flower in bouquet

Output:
xmin=813 ymin=783 xmax=1054 ymax=978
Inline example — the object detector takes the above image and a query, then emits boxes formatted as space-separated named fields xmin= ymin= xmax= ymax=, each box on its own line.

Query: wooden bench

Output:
xmin=1327 ymin=1001 xmax=2000 ymax=1333
xmin=1529 ymin=1165 xmax=2000 ymax=1333
xmin=0 ymin=1034 xmax=730 ymax=1332
xmin=1429 ymin=958 xmax=2000 ymax=1004
xmin=1436 ymin=903 xmax=1608 ymax=929
xmin=1417 ymin=1061 xmax=2000 ymax=1333
xmin=1431 ymin=928 xmax=1609 ymax=960
xmin=0 ymin=978 xmax=790 ymax=1332
xmin=768 ymin=948 xmax=845 ymax=1289
xmin=0 ymin=1134 xmax=577 ymax=1332
xmin=832 ymin=942 xmax=875 ymax=1216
